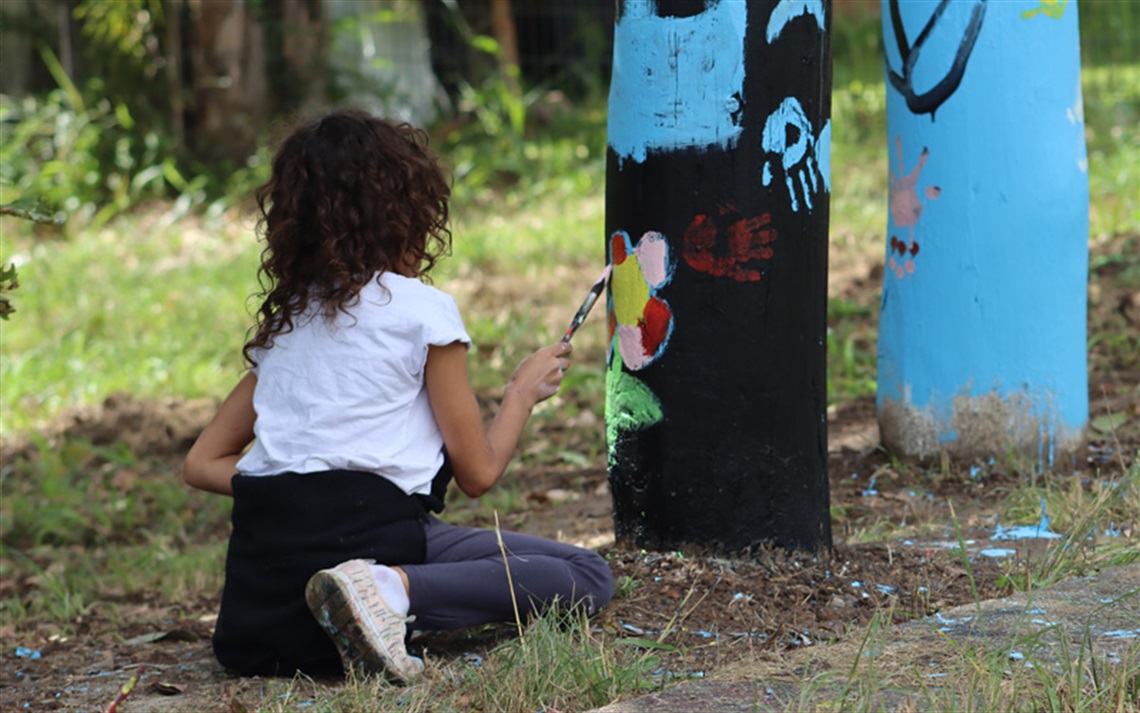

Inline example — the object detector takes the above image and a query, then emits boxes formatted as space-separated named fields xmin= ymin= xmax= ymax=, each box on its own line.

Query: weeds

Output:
xmin=472 ymin=609 xmax=665 ymax=712
xmin=993 ymin=458 xmax=1139 ymax=592
xmin=244 ymin=607 xmax=665 ymax=713
xmin=1 ymin=437 xmax=228 ymax=550
xmin=0 ymin=435 xmax=231 ymax=632
xmin=613 ymin=575 xmax=639 ymax=599
xmin=761 ymin=540 xmax=1140 ymax=712
xmin=916 ymin=626 xmax=1140 ymax=712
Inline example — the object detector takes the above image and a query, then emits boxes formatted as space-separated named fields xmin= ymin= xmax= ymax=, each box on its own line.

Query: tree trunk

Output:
xmin=489 ymin=0 xmax=520 ymax=98
xmin=605 ymin=0 xmax=833 ymax=555
xmin=56 ymin=0 xmax=75 ymax=81
xmin=273 ymin=0 xmax=327 ymax=113
xmin=164 ymin=0 xmax=185 ymax=151
xmin=0 ymin=0 xmax=33 ymax=96
xmin=186 ymin=0 xmax=267 ymax=164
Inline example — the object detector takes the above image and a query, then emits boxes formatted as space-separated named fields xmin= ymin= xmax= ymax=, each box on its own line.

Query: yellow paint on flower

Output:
xmin=612 ymin=254 xmax=650 ymax=325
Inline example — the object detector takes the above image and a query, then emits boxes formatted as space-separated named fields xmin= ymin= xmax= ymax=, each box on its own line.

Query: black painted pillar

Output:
xmin=604 ymin=0 xmax=832 ymax=554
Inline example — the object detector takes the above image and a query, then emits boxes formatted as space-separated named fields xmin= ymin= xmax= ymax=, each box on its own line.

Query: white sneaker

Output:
xmin=305 ymin=559 xmax=424 ymax=682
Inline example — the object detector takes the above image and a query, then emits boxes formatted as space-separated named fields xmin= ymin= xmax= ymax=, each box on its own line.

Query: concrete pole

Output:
xmin=876 ymin=0 xmax=1090 ymax=470
xmin=605 ymin=0 xmax=833 ymax=554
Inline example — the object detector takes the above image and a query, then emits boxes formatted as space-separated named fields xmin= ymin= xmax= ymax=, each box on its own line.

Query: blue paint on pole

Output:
xmin=876 ymin=0 xmax=1089 ymax=467
xmin=607 ymin=0 xmax=748 ymax=165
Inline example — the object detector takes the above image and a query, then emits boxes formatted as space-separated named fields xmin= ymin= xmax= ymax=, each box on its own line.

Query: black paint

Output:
xmin=606 ymin=0 xmax=833 ymax=555
xmin=886 ymin=0 xmax=987 ymax=119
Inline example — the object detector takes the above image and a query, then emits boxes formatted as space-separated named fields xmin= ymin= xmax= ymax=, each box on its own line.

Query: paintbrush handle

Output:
xmin=561 ymin=264 xmax=612 ymax=343
xmin=562 ymin=291 xmax=601 ymax=342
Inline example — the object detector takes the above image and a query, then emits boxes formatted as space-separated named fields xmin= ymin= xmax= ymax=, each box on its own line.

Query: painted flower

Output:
xmin=607 ymin=230 xmax=675 ymax=371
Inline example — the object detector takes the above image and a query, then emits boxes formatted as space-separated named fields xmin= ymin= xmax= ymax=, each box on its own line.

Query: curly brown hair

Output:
xmin=243 ymin=110 xmax=452 ymax=366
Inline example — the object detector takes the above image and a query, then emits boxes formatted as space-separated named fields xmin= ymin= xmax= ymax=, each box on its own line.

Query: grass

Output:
xmin=226 ymin=607 xmax=668 ymax=713
xmin=998 ymin=460 xmax=1140 ymax=592
xmin=766 ymin=572 xmax=1140 ymax=712
xmin=0 ymin=213 xmax=256 ymax=430
xmin=756 ymin=495 xmax=1140 ymax=712
xmin=0 ymin=435 xmax=231 ymax=634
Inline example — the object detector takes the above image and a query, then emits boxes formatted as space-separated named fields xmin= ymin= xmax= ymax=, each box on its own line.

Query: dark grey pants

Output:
xmin=401 ymin=516 xmax=614 ymax=631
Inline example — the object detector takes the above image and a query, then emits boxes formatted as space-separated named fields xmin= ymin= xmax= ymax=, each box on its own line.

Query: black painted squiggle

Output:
xmin=886 ymin=0 xmax=987 ymax=118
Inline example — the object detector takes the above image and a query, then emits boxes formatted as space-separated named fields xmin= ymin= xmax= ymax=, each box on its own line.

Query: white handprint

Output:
xmin=761 ymin=97 xmax=831 ymax=213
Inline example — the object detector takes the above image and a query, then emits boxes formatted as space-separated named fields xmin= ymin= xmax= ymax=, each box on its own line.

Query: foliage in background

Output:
xmin=1083 ymin=64 xmax=1140 ymax=240
xmin=0 ymin=197 xmax=66 ymax=320
xmin=2 ymin=47 xmax=195 ymax=228
xmin=426 ymin=2 xmax=607 ymax=216
xmin=4 ymin=2 xmax=1134 ymax=236
xmin=0 ymin=0 xmax=186 ymax=225
xmin=72 ymin=0 xmax=167 ymax=98
xmin=0 ymin=263 xmax=18 ymax=321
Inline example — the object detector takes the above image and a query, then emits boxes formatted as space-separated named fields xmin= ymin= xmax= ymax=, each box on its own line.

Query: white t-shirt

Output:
xmin=235 ymin=273 xmax=471 ymax=496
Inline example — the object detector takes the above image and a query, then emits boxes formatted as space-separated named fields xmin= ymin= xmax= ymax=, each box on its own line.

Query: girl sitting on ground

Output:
xmin=183 ymin=109 xmax=614 ymax=682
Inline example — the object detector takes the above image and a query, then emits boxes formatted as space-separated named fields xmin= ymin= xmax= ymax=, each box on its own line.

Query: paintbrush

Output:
xmin=561 ymin=264 xmax=612 ymax=343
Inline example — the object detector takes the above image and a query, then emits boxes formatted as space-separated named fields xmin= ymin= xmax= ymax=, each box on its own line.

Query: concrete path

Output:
xmin=590 ymin=562 xmax=1140 ymax=712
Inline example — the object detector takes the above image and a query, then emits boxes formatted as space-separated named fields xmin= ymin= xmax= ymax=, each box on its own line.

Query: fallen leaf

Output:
xmin=122 ymin=629 xmax=198 ymax=646
xmin=545 ymin=488 xmax=580 ymax=504
xmin=151 ymin=681 xmax=186 ymax=696
xmin=111 ymin=469 xmax=139 ymax=491
xmin=1092 ymin=413 xmax=1127 ymax=434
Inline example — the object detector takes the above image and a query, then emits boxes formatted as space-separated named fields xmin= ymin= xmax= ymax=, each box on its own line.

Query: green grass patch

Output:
xmin=239 ymin=607 xmax=667 ymax=713
xmin=0 ymin=436 xmax=231 ymax=633
xmin=0 ymin=215 xmax=256 ymax=430
xmin=996 ymin=457 xmax=1140 ymax=592
xmin=1 ymin=437 xmax=230 ymax=550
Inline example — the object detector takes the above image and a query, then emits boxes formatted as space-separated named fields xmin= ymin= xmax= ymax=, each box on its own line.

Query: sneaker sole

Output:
xmin=305 ymin=568 xmax=422 ymax=682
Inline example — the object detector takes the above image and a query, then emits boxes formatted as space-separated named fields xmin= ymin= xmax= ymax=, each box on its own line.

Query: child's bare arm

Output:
xmin=426 ymin=341 xmax=570 ymax=498
xmin=183 ymin=373 xmax=257 ymax=496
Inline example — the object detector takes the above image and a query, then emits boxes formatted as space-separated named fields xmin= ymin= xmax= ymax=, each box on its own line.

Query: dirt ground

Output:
xmin=2 ymin=234 xmax=1136 ymax=711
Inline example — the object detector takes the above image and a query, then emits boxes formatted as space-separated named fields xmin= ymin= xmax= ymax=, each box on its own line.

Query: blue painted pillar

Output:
xmin=877 ymin=0 xmax=1089 ymax=468
xmin=605 ymin=0 xmax=833 ymax=553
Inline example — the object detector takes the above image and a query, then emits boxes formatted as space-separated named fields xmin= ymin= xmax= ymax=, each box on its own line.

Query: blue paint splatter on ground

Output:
xmin=991 ymin=499 xmax=1063 ymax=540
xmin=861 ymin=475 xmax=879 ymax=497
xmin=979 ymin=547 xmax=1017 ymax=558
